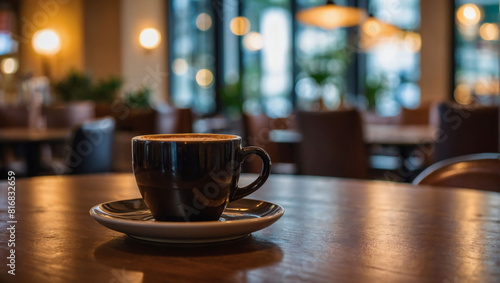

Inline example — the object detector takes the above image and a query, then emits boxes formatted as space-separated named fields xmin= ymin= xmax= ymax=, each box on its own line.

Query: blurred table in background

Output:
xmin=270 ymin=124 xmax=437 ymax=181
xmin=270 ymin=124 xmax=437 ymax=145
xmin=365 ymin=124 xmax=436 ymax=145
xmin=0 ymin=128 xmax=71 ymax=176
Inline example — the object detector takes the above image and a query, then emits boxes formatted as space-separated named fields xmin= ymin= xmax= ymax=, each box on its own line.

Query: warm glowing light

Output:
xmin=479 ymin=23 xmax=498 ymax=41
xmin=1 ymin=57 xmax=19 ymax=74
xmin=491 ymin=81 xmax=500 ymax=94
xmin=403 ymin=32 xmax=422 ymax=52
xmin=363 ymin=18 xmax=381 ymax=36
xmin=243 ymin=32 xmax=263 ymax=51
xmin=362 ymin=17 xmax=400 ymax=37
xmin=196 ymin=13 xmax=212 ymax=31
xmin=457 ymin=4 xmax=481 ymax=26
xmin=454 ymin=84 xmax=471 ymax=105
xmin=230 ymin=17 xmax=251 ymax=36
xmin=139 ymin=28 xmax=161 ymax=49
xmin=296 ymin=4 xmax=366 ymax=29
xmin=32 ymin=29 xmax=61 ymax=55
xmin=196 ymin=69 xmax=213 ymax=87
xmin=464 ymin=6 xmax=478 ymax=19
xmin=172 ymin=58 xmax=188 ymax=75
xmin=474 ymin=78 xmax=499 ymax=96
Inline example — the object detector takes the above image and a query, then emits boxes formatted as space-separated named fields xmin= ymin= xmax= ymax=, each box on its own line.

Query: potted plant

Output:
xmin=54 ymin=70 xmax=122 ymax=103
xmin=122 ymin=86 xmax=155 ymax=133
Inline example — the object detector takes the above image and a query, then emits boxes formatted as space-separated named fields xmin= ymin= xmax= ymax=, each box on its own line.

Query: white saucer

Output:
xmin=89 ymin=198 xmax=284 ymax=244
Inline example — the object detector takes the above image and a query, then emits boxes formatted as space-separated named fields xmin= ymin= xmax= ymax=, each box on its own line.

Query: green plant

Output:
xmin=299 ymin=50 xmax=350 ymax=85
xmin=54 ymin=70 xmax=122 ymax=103
xmin=92 ymin=76 xmax=122 ymax=103
xmin=123 ymin=86 xmax=152 ymax=109
xmin=220 ymin=80 xmax=244 ymax=118
xmin=54 ymin=70 xmax=93 ymax=102
xmin=365 ymin=74 xmax=389 ymax=109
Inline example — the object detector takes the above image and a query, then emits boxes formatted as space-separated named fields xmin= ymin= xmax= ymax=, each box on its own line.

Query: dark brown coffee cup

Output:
xmin=132 ymin=133 xmax=271 ymax=222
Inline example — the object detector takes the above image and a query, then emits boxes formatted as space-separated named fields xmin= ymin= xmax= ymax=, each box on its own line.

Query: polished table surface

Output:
xmin=1 ymin=173 xmax=499 ymax=282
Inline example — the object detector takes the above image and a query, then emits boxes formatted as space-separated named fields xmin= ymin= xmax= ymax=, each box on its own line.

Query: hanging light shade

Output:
xmin=296 ymin=0 xmax=367 ymax=29
xmin=361 ymin=16 xmax=400 ymax=38
xmin=360 ymin=15 xmax=401 ymax=50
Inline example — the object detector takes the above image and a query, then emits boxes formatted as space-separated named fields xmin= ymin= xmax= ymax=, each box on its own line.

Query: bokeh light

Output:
xmin=1 ymin=57 xmax=19 ymax=74
xmin=474 ymin=77 xmax=498 ymax=96
xmin=243 ymin=32 xmax=263 ymax=51
xmin=454 ymin=83 xmax=472 ymax=105
xmin=230 ymin=17 xmax=251 ymax=36
xmin=32 ymin=29 xmax=61 ymax=55
xmin=172 ymin=58 xmax=188 ymax=75
xmin=456 ymin=4 xmax=481 ymax=26
xmin=196 ymin=13 xmax=212 ymax=31
xmin=403 ymin=32 xmax=422 ymax=52
xmin=139 ymin=28 xmax=161 ymax=49
xmin=479 ymin=23 xmax=498 ymax=41
xmin=196 ymin=69 xmax=214 ymax=88
xmin=362 ymin=18 xmax=382 ymax=37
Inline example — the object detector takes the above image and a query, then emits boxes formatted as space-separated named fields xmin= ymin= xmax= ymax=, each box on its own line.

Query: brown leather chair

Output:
xmin=154 ymin=105 xmax=193 ymax=134
xmin=434 ymin=103 xmax=499 ymax=162
xmin=412 ymin=153 xmax=500 ymax=192
xmin=95 ymin=103 xmax=193 ymax=134
xmin=242 ymin=112 xmax=296 ymax=174
xmin=43 ymin=101 xmax=96 ymax=128
xmin=297 ymin=109 xmax=369 ymax=179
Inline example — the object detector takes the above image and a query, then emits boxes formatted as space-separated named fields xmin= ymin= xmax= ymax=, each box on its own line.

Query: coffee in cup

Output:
xmin=132 ymin=134 xmax=271 ymax=222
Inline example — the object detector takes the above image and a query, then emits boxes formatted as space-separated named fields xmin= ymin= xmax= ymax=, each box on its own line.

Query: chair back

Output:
xmin=0 ymin=105 xmax=29 ymax=128
xmin=399 ymin=106 xmax=430 ymax=125
xmin=412 ymin=153 xmax=500 ymax=192
xmin=434 ymin=103 xmax=499 ymax=162
xmin=44 ymin=101 xmax=96 ymax=128
xmin=65 ymin=116 xmax=116 ymax=174
xmin=155 ymin=105 xmax=193 ymax=134
xmin=242 ymin=113 xmax=280 ymax=173
xmin=297 ymin=109 xmax=368 ymax=179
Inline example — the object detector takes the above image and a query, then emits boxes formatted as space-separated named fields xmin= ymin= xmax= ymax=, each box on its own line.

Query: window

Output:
xmin=241 ymin=0 xmax=293 ymax=117
xmin=168 ymin=0 xmax=217 ymax=115
xmin=364 ymin=0 xmax=421 ymax=116
xmin=167 ymin=0 xmax=422 ymax=117
xmin=295 ymin=0 xmax=350 ymax=111
xmin=454 ymin=0 xmax=499 ymax=105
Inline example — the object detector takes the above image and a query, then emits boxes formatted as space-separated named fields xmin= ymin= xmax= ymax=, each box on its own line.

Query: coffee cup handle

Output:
xmin=231 ymin=146 xmax=272 ymax=201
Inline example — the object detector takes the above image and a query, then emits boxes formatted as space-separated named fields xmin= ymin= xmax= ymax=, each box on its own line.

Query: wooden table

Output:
xmin=270 ymin=124 xmax=437 ymax=146
xmin=365 ymin=124 xmax=437 ymax=146
xmin=1 ymin=173 xmax=499 ymax=282
xmin=0 ymin=128 xmax=71 ymax=176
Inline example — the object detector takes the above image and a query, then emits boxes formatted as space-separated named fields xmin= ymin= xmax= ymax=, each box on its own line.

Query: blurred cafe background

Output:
xmin=0 ymin=0 xmax=498 ymax=184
